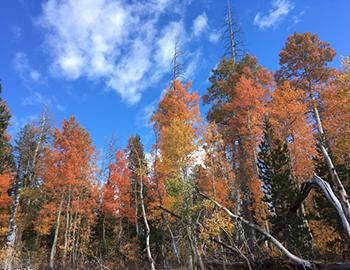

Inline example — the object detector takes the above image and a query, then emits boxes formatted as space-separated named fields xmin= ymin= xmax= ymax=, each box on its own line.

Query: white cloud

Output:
xmin=37 ymin=0 xmax=190 ymax=105
xmin=183 ymin=50 xmax=201 ymax=80
xmin=156 ymin=21 xmax=183 ymax=70
xmin=13 ymin=52 xmax=42 ymax=82
xmin=209 ymin=31 xmax=220 ymax=44
xmin=139 ymin=101 xmax=157 ymax=127
xmin=192 ymin=13 xmax=208 ymax=37
xmin=254 ymin=0 xmax=294 ymax=30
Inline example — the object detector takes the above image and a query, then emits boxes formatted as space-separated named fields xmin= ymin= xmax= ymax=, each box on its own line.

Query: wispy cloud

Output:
xmin=183 ymin=49 xmax=201 ymax=80
xmin=23 ymin=91 xmax=66 ymax=112
xmin=209 ymin=31 xmax=220 ymax=44
xmin=13 ymin=52 xmax=42 ymax=83
xmin=254 ymin=0 xmax=294 ymax=30
xmin=11 ymin=26 xmax=22 ymax=39
xmin=36 ymin=0 xmax=194 ymax=105
xmin=288 ymin=10 xmax=305 ymax=30
xmin=138 ymin=101 xmax=157 ymax=127
xmin=192 ymin=13 xmax=208 ymax=37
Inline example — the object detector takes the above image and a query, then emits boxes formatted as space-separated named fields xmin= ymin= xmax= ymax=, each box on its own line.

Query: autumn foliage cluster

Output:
xmin=1 ymin=32 xmax=350 ymax=269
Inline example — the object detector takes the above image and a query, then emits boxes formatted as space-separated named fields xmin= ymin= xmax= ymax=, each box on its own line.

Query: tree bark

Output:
xmin=50 ymin=197 xmax=64 ymax=269
xmin=4 ymin=178 xmax=20 ymax=270
xmin=226 ymin=0 xmax=236 ymax=61
xmin=167 ymin=224 xmax=181 ymax=264
xmin=140 ymin=171 xmax=156 ymax=270
xmin=62 ymin=188 xmax=72 ymax=267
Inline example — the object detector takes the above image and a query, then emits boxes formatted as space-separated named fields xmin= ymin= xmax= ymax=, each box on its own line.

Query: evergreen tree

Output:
xmin=12 ymin=117 xmax=50 ymax=251
xmin=0 ymin=81 xmax=13 ymax=173
xmin=127 ymin=134 xmax=148 ymax=237
xmin=258 ymin=119 xmax=312 ymax=257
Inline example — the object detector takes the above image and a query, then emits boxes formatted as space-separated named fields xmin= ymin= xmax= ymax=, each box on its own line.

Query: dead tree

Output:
xmin=291 ymin=174 xmax=350 ymax=239
xmin=226 ymin=0 xmax=235 ymax=61
xmin=197 ymin=190 xmax=315 ymax=269
xmin=172 ymin=40 xmax=184 ymax=83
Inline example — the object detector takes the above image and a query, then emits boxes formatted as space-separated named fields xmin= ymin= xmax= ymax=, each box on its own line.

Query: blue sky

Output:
xmin=1 ymin=0 xmax=350 ymax=154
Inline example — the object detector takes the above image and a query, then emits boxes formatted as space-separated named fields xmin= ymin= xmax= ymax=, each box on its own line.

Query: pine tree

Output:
xmin=0 ymin=81 xmax=13 ymax=173
xmin=127 ymin=135 xmax=155 ymax=269
xmin=127 ymin=134 xmax=148 ymax=236
xmin=258 ymin=119 xmax=312 ymax=257
xmin=11 ymin=117 xmax=50 ymax=251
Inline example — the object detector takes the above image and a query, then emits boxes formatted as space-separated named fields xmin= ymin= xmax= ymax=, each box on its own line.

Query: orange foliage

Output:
xmin=101 ymin=150 xmax=135 ymax=223
xmin=150 ymin=80 xmax=202 ymax=214
xmin=150 ymin=80 xmax=201 ymax=134
xmin=321 ymin=79 xmax=350 ymax=163
xmin=269 ymin=81 xmax=316 ymax=180
xmin=223 ymin=75 xmax=270 ymax=222
xmin=198 ymin=123 xmax=232 ymax=207
xmin=0 ymin=173 xmax=12 ymax=236
xmin=276 ymin=32 xmax=336 ymax=90
xmin=37 ymin=116 xmax=98 ymax=235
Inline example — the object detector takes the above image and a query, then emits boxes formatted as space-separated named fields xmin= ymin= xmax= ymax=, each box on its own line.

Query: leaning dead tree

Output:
xmin=138 ymin=159 xmax=156 ymax=270
xmin=291 ymin=174 xmax=350 ymax=239
xmin=310 ymin=90 xmax=350 ymax=224
xmin=197 ymin=190 xmax=315 ymax=269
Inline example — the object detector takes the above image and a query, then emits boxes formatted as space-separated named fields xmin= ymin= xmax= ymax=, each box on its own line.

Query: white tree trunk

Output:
xmin=140 ymin=170 xmax=156 ymax=270
xmin=50 ymin=197 xmax=64 ymax=269
xmin=292 ymin=174 xmax=350 ymax=239
xmin=310 ymin=95 xmax=350 ymax=222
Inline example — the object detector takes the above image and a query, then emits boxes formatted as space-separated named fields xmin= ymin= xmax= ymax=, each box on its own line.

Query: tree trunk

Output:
xmin=140 ymin=171 xmax=156 ymax=270
xmin=134 ymin=179 xmax=139 ymax=236
xmin=167 ymin=223 xmax=181 ymax=264
xmin=291 ymin=174 xmax=350 ymax=239
xmin=310 ymin=94 xmax=350 ymax=222
xmin=226 ymin=0 xmax=236 ymax=61
xmin=50 ymin=197 xmax=64 ymax=269
xmin=3 ymin=180 xmax=20 ymax=270
xmin=62 ymin=188 xmax=72 ymax=267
